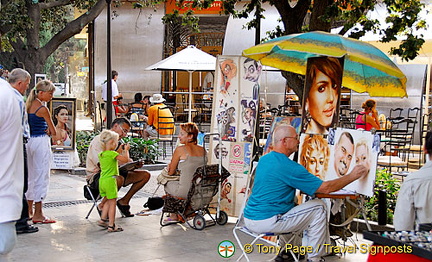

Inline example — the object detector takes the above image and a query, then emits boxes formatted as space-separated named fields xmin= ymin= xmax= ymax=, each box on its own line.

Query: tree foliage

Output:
xmin=0 ymin=0 xmax=427 ymax=100
xmin=214 ymin=0 xmax=427 ymax=100
xmin=0 ymin=0 xmax=106 ymax=82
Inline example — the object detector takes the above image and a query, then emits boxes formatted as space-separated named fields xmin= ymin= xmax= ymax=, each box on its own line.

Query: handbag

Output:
xmin=83 ymin=173 xmax=100 ymax=200
xmin=143 ymin=196 xmax=164 ymax=210
xmin=143 ymin=185 xmax=164 ymax=210
xmin=156 ymin=167 xmax=180 ymax=185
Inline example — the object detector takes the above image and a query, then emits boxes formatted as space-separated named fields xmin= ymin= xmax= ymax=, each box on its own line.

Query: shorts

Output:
xmin=99 ymin=176 xmax=118 ymax=199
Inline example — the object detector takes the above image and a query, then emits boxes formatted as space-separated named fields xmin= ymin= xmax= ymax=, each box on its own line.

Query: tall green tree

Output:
xmin=0 ymin=0 xmax=106 ymax=82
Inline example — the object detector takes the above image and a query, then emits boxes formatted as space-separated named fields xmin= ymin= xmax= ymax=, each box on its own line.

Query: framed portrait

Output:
xmin=35 ymin=73 xmax=47 ymax=86
xmin=301 ymin=56 xmax=344 ymax=135
xmin=49 ymin=98 xmax=76 ymax=150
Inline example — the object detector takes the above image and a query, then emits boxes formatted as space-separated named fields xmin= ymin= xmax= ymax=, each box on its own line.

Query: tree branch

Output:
xmin=40 ymin=0 xmax=106 ymax=60
xmin=40 ymin=0 xmax=71 ymax=10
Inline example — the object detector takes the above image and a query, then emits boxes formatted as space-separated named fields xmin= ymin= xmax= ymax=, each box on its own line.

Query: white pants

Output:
xmin=26 ymin=136 xmax=51 ymax=202
xmin=244 ymin=199 xmax=329 ymax=260
xmin=0 ymin=222 xmax=16 ymax=261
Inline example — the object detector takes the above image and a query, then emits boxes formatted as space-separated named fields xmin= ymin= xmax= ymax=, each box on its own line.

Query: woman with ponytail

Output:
xmin=25 ymin=80 xmax=57 ymax=224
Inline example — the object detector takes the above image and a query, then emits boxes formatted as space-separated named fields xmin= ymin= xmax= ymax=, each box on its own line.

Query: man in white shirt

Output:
xmin=394 ymin=131 xmax=432 ymax=230
xmin=9 ymin=68 xmax=39 ymax=234
xmin=0 ymin=77 xmax=24 ymax=259
xmin=101 ymin=70 xmax=122 ymax=122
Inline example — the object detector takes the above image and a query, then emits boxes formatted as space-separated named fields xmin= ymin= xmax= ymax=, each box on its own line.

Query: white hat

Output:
xmin=150 ymin=94 xmax=165 ymax=104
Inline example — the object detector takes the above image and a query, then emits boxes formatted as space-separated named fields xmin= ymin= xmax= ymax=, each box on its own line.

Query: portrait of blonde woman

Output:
xmin=299 ymin=134 xmax=330 ymax=180
xmin=355 ymin=138 xmax=371 ymax=176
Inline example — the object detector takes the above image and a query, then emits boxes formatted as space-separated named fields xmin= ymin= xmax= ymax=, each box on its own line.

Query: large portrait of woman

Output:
xmin=49 ymin=98 xmax=76 ymax=150
xmin=301 ymin=56 xmax=344 ymax=135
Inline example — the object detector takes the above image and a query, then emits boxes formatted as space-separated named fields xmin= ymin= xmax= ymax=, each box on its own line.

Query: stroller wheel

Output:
xmin=193 ymin=214 xmax=206 ymax=230
xmin=216 ymin=211 xmax=228 ymax=225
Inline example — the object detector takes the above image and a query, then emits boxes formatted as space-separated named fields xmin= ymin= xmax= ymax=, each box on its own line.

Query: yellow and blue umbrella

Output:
xmin=242 ymin=31 xmax=407 ymax=97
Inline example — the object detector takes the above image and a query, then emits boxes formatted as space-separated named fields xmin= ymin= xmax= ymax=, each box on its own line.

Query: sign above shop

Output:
xmin=165 ymin=0 xmax=223 ymax=15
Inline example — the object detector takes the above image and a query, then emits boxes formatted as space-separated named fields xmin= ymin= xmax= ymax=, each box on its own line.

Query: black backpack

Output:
xmin=84 ymin=173 xmax=100 ymax=200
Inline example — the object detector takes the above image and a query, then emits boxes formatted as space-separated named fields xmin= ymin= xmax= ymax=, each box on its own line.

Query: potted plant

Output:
xmin=76 ymin=131 xmax=161 ymax=166
xmin=121 ymin=137 xmax=161 ymax=164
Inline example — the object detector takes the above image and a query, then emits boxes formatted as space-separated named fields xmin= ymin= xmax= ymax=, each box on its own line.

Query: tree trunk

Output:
xmin=272 ymin=0 xmax=333 ymax=105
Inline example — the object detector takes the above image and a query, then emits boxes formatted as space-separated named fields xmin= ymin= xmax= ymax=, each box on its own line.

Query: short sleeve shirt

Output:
xmin=244 ymin=151 xmax=323 ymax=220
xmin=101 ymin=80 xmax=119 ymax=101
xmin=98 ymin=150 xmax=119 ymax=179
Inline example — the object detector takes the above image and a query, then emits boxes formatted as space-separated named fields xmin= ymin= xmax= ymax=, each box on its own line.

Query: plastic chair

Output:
xmin=232 ymin=163 xmax=300 ymax=262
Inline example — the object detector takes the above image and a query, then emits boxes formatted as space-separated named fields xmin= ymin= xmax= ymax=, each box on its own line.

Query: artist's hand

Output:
xmin=350 ymin=164 xmax=369 ymax=180
xmin=123 ymin=143 xmax=130 ymax=151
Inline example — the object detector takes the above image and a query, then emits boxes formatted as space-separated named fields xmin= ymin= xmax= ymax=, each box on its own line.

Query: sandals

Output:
xmin=97 ymin=219 xmax=109 ymax=228
xmin=107 ymin=224 xmax=123 ymax=233
xmin=116 ymin=202 xmax=134 ymax=217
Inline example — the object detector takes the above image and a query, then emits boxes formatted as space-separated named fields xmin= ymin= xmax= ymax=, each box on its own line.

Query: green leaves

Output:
xmin=76 ymin=130 xmax=100 ymax=167
xmin=121 ymin=137 xmax=161 ymax=164
xmin=364 ymin=169 xmax=401 ymax=224
xmin=76 ymin=131 xmax=161 ymax=166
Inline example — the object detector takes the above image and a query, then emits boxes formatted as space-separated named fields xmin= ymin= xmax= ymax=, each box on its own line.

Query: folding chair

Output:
xmin=83 ymin=173 xmax=101 ymax=219
xmin=232 ymin=163 xmax=300 ymax=262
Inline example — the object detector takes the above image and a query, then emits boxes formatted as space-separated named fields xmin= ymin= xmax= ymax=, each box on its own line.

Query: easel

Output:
xmin=316 ymin=193 xmax=372 ymax=254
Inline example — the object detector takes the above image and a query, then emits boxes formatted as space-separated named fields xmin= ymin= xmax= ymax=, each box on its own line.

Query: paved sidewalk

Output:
xmin=7 ymin=169 xmax=372 ymax=262
xmin=8 ymin=114 xmax=372 ymax=261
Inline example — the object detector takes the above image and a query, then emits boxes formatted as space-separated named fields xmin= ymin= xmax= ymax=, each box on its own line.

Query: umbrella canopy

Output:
xmin=145 ymin=45 xmax=216 ymax=71
xmin=242 ymin=31 xmax=407 ymax=97
xmin=146 ymin=45 xmax=216 ymax=122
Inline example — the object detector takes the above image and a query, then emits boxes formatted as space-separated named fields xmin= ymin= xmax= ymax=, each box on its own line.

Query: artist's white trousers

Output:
xmin=244 ymin=199 xmax=329 ymax=260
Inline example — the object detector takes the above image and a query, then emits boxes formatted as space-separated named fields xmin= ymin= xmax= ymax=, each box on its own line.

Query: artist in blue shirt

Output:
xmin=244 ymin=124 xmax=367 ymax=262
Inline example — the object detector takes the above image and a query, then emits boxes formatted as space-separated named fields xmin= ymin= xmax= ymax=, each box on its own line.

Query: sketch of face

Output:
xmin=334 ymin=134 xmax=354 ymax=177
xmin=306 ymin=149 xmax=327 ymax=179
xmin=223 ymin=64 xmax=231 ymax=76
xmin=244 ymin=107 xmax=253 ymax=121
xmin=243 ymin=60 xmax=261 ymax=82
xmin=307 ymin=70 xmax=338 ymax=129
xmin=300 ymin=134 xmax=329 ymax=180
xmin=214 ymin=143 xmax=228 ymax=159
xmin=355 ymin=143 xmax=371 ymax=173
xmin=56 ymin=108 xmax=69 ymax=125
xmin=222 ymin=182 xmax=231 ymax=198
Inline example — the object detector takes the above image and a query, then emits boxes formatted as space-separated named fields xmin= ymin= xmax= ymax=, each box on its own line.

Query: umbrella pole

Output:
xmin=188 ymin=71 xmax=193 ymax=122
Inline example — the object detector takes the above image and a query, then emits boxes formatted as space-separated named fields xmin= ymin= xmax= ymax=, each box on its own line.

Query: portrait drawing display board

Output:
xmin=35 ymin=73 xmax=47 ymax=86
xmin=49 ymin=97 xmax=76 ymax=150
xmin=326 ymin=128 xmax=379 ymax=197
xmin=209 ymin=55 xmax=261 ymax=216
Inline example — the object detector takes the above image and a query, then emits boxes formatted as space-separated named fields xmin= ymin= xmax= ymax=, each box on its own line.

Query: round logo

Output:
xmin=232 ymin=144 xmax=242 ymax=158
xmin=218 ymin=240 xmax=235 ymax=258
